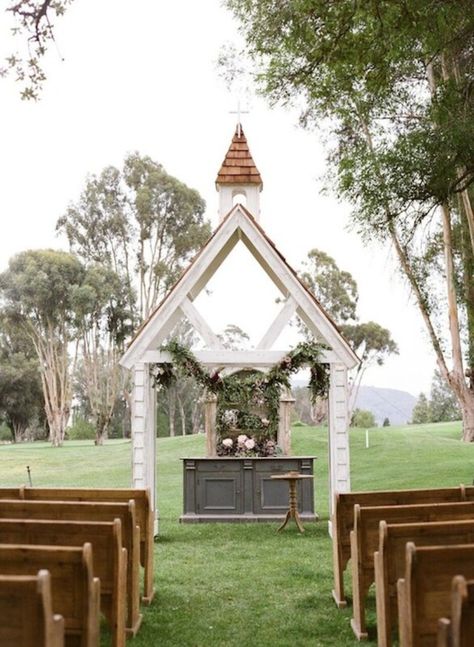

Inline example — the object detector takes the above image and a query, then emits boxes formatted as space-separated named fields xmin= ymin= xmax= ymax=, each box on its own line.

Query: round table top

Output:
xmin=270 ymin=472 xmax=314 ymax=481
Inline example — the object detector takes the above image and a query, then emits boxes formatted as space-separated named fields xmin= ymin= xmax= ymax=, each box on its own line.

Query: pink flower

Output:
xmin=237 ymin=434 xmax=248 ymax=444
xmin=244 ymin=438 xmax=255 ymax=450
xmin=222 ymin=438 xmax=233 ymax=448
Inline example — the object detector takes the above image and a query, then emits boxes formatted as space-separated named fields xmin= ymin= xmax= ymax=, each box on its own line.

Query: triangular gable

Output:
xmin=120 ymin=204 xmax=359 ymax=370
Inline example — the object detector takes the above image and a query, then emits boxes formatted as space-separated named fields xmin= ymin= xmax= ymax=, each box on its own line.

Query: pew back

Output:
xmin=376 ymin=519 xmax=474 ymax=647
xmin=399 ymin=543 xmax=474 ymax=647
xmin=448 ymin=576 xmax=474 ymax=647
xmin=0 ymin=544 xmax=99 ymax=647
xmin=0 ymin=486 xmax=154 ymax=604
xmin=0 ymin=499 xmax=141 ymax=636
xmin=350 ymin=501 xmax=474 ymax=640
xmin=0 ymin=518 xmax=126 ymax=647
xmin=332 ymin=486 xmax=466 ymax=607
xmin=0 ymin=570 xmax=64 ymax=647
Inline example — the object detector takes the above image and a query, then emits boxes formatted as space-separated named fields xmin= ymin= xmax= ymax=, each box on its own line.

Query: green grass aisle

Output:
xmin=1 ymin=422 xmax=473 ymax=645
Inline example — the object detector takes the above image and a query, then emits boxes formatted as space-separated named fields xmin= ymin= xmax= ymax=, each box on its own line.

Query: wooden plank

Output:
xmin=0 ymin=498 xmax=142 ymax=636
xmin=179 ymin=297 xmax=224 ymax=349
xmin=0 ymin=570 xmax=64 ymax=647
xmin=331 ymin=486 xmax=466 ymax=608
xmin=144 ymin=348 xmax=337 ymax=367
xmin=375 ymin=519 xmax=474 ymax=647
xmin=0 ymin=518 xmax=126 ymax=647
xmin=398 ymin=543 xmax=474 ymax=646
xmin=350 ymin=500 xmax=474 ymax=640
xmin=0 ymin=544 xmax=100 ymax=647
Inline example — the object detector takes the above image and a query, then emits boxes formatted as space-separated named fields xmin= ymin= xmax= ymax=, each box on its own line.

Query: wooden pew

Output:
xmin=398 ymin=543 xmax=474 ymax=647
xmin=350 ymin=500 xmax=474 ymax=640
xmin=0 ymin=570 xmax=64 ymax=647
xmin=0 ymin=518 xmax=126 ymax=647
xmin=0 ymin=543 xmax=100 ymax=647
xmin=0 ymin=499 xmax=142 ymax=636
xmin=437 ymin=576 xmax=474 ymax=647
xmin=375 ymin=519 xmax=474 ymax=647
xmin=331 ymin=486 xmax=466 ymax=608
xmin=22 ymin=487 xmax=155 ymax=604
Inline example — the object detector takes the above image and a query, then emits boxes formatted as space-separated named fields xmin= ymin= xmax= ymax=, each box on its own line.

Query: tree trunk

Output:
xmin=168 ymin=386 xmax=176 ymax=437
xmin=461 ymin=392 xmax=474 ymax=441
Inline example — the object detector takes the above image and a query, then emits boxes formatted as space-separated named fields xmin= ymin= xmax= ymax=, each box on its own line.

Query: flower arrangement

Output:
xmin=150 ymin=340 xmax=329 ymax=457
xmin=217 ymin=433 xmax=279 ymax=457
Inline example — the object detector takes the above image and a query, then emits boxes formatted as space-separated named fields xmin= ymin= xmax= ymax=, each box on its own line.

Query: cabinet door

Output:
xmin=196 ymin=464 xmax=243 ymax=514
xmin=254 ymin=460 xmax=304 ymax=515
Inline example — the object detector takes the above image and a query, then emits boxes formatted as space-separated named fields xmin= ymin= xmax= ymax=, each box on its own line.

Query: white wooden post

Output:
xmin=131 ymin=363 xmax=158 ymax=532
xmin=328 ymin=363 xmax=351 ymax=526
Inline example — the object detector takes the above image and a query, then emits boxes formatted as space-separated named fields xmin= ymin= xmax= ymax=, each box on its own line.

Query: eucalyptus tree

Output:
xmin=300 ymin=248 xmax=397 ymax=415
xmin=0 ymin=249 xmax=84 ymax=446
xmin=0 ymin=314 xmax=44 ymax=441
xmin=57 ymin=152 xmax=211 ymax=325
xmin=72 ymin=264 xmax=134 ymax=445
xmin=225 ymin=0 xmax=474 ymax=439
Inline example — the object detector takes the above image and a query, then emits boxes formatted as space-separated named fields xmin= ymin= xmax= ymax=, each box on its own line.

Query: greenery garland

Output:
xmin=150 ymin=340 xmax=329 ymax=455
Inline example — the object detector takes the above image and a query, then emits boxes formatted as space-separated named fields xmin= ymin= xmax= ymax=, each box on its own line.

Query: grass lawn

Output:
xmin=0 ymin=421 xmax=473 ymax=646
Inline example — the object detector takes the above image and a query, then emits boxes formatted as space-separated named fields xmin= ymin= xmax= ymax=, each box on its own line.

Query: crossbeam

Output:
xmin=144 ymin=349 xmax=337 ymax=367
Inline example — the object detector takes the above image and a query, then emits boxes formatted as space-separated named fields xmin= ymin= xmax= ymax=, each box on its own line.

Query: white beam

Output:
xmin=179 ymin=297 xmax=224 ymax=349
xmin=256 ymin=297 xmax=297 ymax=350
xmin=144 ymin=348 xmax=338 ymax=367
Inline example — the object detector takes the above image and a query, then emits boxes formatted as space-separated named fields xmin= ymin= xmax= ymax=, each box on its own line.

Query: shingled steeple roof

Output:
xmin=216 ymin=124 xmax=263 ymax=187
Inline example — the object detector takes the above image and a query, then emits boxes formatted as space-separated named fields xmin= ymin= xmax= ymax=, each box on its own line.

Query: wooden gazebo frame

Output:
xmin=120 ymin=125 xmax=359 ymax=533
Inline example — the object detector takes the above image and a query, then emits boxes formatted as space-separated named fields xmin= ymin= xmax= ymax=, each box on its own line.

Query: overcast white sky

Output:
xmin=0 ymin=0 xmax=439 ymax=396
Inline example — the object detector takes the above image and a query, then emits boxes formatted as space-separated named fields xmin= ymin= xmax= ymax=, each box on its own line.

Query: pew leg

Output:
xmin=397 ymin=578 xmax=409 ymax=647
xmin=126 ymin=526 xmax=143 ymax=637
xmin=141 ymin=522 xmax=155 ymax=605
xmin=350 ymin=530 xmax=369 ymax=640
xmin=113 ymin=548 xmax=127 ymax=647
xmin=375 ymin=551 xmax=391 ymax=647
xmin=437 ymin=618 xmax=451 ymax=647
xmin=88 ymin=577 xmax=101 ymax=647
xmin=332 ymin=522 xmax=347 ymax=608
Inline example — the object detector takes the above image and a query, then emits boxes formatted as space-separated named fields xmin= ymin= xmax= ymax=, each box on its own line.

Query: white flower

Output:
xmin=237 ymin=434 xmax=248 ymax=444
xmin=261 ymin=418 xmax=270 ymax=426
xmin=222 ymin=438 xmax=233 ymax=448
xmin=244 ymin=438 xmax=255 ymax=450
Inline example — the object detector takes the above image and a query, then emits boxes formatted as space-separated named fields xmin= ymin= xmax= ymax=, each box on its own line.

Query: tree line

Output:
xmin=0 ymin=150 xmax=399 ymax=445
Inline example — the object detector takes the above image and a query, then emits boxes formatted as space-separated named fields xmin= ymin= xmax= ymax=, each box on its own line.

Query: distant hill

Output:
xmin=355 ymin=385 xmax=417 ymax=426
xmin=291 ymin=379 xmax=417 ymax=426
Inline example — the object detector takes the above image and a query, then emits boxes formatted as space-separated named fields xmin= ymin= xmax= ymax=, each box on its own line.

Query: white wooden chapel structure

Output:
xmin=120 ymin=124 xmax=359 ymax=530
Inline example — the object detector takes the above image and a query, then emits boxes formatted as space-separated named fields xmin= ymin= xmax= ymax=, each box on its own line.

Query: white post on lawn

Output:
xmin=365 ymin=429 xmax=369 ymax=449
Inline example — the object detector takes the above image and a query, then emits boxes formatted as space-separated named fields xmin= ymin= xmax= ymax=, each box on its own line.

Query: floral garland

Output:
xmin=150 ymin=340 xmax=329 ymax=456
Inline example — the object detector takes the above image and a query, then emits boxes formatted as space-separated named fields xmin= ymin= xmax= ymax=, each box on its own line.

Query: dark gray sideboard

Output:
xmin=180 ymin=456 xmax=317 ymax=523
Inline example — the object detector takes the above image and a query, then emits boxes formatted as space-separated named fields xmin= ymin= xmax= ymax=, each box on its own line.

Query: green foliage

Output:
xmin=0 ymin=424 xmax=13 ymax=442
xmin=67 ymin=417 xmax=95 ymax=441
xmin=430 ymin=369 xmax=461 ymax=422
xmin=226 ymin=0 xmax=474 ymax=434
xmin=1 ymin=1 xmax=74 ymax=100
xmin=351 ymin=408 xmax=376 ymax=429
xmin=301 ymin=249 xmax=358 ymax=322
xmin=57 ymin=153 xmax=210 ymax=324
xmin=382 ymin=417 xmax=390 ymax=427
xmin=152 ymin=340 xmax=329 ymax=454
xmin=0 ymin=313 xmax=44 ymax=441
xmin=412 ymin=393 xmax=431 ymax=425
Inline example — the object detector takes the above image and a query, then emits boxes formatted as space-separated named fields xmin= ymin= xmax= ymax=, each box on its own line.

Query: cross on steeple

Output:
xmin=229 ymin=100 xmax=249 ymax=137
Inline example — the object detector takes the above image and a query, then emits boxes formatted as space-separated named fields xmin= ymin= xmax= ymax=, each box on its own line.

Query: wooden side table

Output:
xmin=270 ymin=471 xmax=314 ymax=533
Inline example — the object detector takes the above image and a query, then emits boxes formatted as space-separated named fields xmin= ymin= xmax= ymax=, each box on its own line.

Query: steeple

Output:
xmin=216 ymin=123 xmax=263 ymax=222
